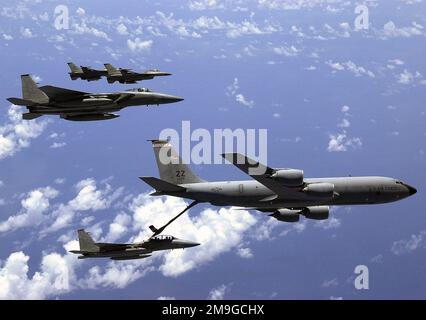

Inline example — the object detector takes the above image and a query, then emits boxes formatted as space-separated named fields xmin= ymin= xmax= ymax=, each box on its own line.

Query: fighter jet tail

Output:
xmin=21 ymin=75 xmax=50 ymax=104
xmin=149 ymin=139 xmax=205 ymax=185
xmin=67 ymin=62 xmax=83 ymax=74
xmin=77 ymin=229 xmax=99 ymax=253
xmin=104 ymin=63 xmax=122 ymax=77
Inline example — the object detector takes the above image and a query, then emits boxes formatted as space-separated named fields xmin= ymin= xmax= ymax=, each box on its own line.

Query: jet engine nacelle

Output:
xmin=302 ymin=183 xmax=334 ymax=199
xmin=302 ymin=206 xmax=329 ymax=220
xmin=270 ymin=169 xmax=304 ymax=187
xmin=270 ymin=209 xmax=300 ymax=223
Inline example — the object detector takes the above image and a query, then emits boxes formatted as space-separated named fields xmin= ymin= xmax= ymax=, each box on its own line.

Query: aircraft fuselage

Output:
xmin=170 ymin=176 xmax=416 ymax=208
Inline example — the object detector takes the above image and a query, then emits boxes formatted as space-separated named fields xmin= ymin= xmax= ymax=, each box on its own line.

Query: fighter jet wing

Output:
xmin=39 ymin=85 xmax=88 ymax=101
xmin=222 ymin=153 xmax=304 ymax=200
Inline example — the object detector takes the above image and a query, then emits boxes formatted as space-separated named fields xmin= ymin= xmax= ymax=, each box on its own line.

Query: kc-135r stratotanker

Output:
xmin=141 ymin=140 xmax=417 ymax=224
xmin=7 ymin=75 xmax=183 ymax=121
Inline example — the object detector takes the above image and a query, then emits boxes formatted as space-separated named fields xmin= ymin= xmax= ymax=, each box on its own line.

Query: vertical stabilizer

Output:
xmin=21 ymin=75 xmax=49 ymax=104
xmin=77 ymin=229 xmax=99 ymax=253
xmin=150 ymin=140 xmax=205 ymax=185
xmin=67 ymin=62 xmax=83 ymax=74
xmin=104 ymin=63 xmax=122 ymax=77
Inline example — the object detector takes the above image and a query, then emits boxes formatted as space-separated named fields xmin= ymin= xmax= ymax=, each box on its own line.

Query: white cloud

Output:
xmin=327 ymin=133 xmax=362 ymax=152
xmin=73 ymin=22 xmax=111 ymax=41
xmin=208 ymin=284 xmax=229 ymax=300
xmin=45 ymin=179 xmax=124 ymax=233
xmin=116 ymin=23 xmax=129 ymax=35
xmin=127 ymin=38 xmax=153 ymax=52
xmin=76 ymin=8 xmax=86 ymax=16
xmin=104 ymin=213 xmax=132 ymax=242
xmin=49 ymin=142 xmax=66 ymax=149
xmin=189 ymin=0 xmax=223 ymax=10
xmin=21 ymin=28 xmax=33 ymax=38
xmin=2 ymin=34 xmax=13 ymax=40
xmin=226 ymin=78 xmax=254 ymax=108
xmin=391 ymin=231 xmax=426 ymax=255
xmin=129 ymin=195 xmax=257 ymax=277
xmin=236 ymin=247 xmax=253 ymax=259
xmin=397 ymin=69 xmax=422 ymax=85
xmin=158 ymin=296 xmax=176 ymax=300
xmin=338 ymin=118 xmax=350 ymax=128
xmin=0 ymin=251 xmax=73 ymax=299
xmin=326 ymin=60 xmax=375 ymax=78
xmin=341 ymin=105 xmax=350 ymax=113
xmin=0 ymin=106 xmax=48 ymax=160
xmin=273 ymin=45 xmax=300 ymax=57
xmin=381 ymin=21 xmax=424 ymax=38
xmin=315 ymin=217 xmax=341 ymax=230
xmin=322 ymin=278 xmax=339 ymax=288
xmin=0 ymin=187 xmax=58 ymax=233
xmin=235 ymin=94 xmax=254 ymax=108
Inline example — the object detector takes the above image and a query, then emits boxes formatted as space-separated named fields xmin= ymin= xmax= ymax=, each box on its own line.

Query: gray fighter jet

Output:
xmin=67 ymin=62 xmax=108 ymax=82
xmin=70 ymin=229 xmax=200 ymax=260
xmin=140 ymin=140 xmax=417 ymax=224
xmin=7 ymin=75 xmax=183 ymax=121
xmin=104 ymin=63 xmax=171 ymax=84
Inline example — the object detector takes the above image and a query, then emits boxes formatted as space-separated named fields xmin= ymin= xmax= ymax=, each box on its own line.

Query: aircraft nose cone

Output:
xmin=406 ymin=184 xmax=417 ymax=196
xmin=175 ymin=240 xmax=200 ymax=248
xmin=159 ymin=94 xmax=184 ymax=103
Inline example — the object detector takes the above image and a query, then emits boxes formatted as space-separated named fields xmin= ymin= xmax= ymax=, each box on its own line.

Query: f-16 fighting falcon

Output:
xmin=70 ymin=229 xmax=200 ymax=261
xmin=67 ymin=62 xmax=108 ymax=82
xmin=7 ymin=75 xmax=183 ymax=121
xmin=104 ymin=63 xmax=171 ymax=84
xmin=140 ymin=140 xmax=417 ymax=225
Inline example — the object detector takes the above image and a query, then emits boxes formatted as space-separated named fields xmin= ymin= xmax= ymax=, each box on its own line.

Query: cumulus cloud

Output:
xmin=0 ymin=251 xmax=73 ymax=299
xmin=226 ymin=78 xmax=254 ymax=108
xmin=326 ymin=60 xmax=375 ymax=78
xmin=116 ymin=23 xmax=129 ymax=35
xmin=391 ymin=231 xmax=426 ymax=255
xmin=208 ymin=284 xmax=229 ymax=300
xmin=49 ymin=142 xmax=66 ymax=149
xmin=0 ymin=187 xmax=58 ymax=233
xmin=397 ymin=69 xmax=423 ymax=85
xmin=0 ymin=106 xmax=48 ymax=160
xmin=189 ymin=0 xmax=223 ymax=10
xmin=129 ymin=195 xmax=257 ymax=277
xmin=236 ymin=247 xmax=253 ymax=259
xmin=327 ymin=105 xmax=362 ymax=152
xmin=328 ymin=133 xmax=362 ymax=152
xmin=315 ymin=217 xmax=341 ymax=230
xmin=127 ymin=38 xmax=153 ymax=52
xmin=381 ymin=21 xmax=424 ymax=39
xmin=273 ymin=45 xmax=300 ymax=57
xmin=322 ymin=278 xmax=339 ymax=288
xmin=45 ymin=179 xmax=124 ymax=234
xmin=73 ymin=22 xmax=111 ymax=41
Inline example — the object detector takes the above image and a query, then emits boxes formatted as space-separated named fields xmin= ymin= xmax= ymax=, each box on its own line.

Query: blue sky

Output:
xmin=0 ymin=0 xmax=425 ymax=299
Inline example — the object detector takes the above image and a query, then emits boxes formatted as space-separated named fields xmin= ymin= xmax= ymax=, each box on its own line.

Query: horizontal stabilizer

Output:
xmin=139 ymin=176 xmax=186 ymax=193
xmin=22 ymin=113 xmax=42 ymax=120
xmin=39 ymin=85 xmax=88 ymax=100
xmin=7 ymin=97 xmax=36 ymax=106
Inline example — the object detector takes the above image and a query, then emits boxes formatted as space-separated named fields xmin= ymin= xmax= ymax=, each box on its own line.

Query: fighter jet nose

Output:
xmin=172 ymin=96 xmax=184 ymax=102
xmin=406 ymin=184 xmax=417 ymax=196
xmin=183 ymin=241 xmax=200 ymax=248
